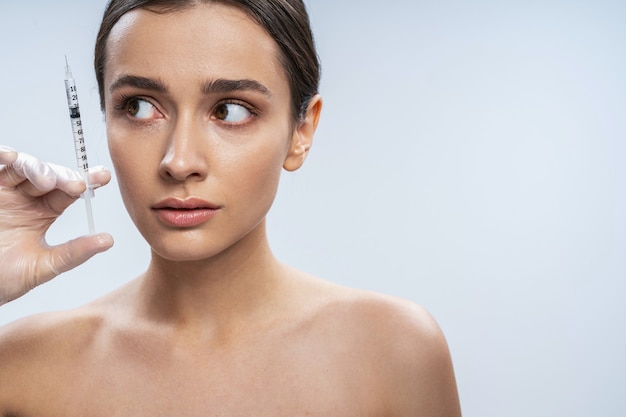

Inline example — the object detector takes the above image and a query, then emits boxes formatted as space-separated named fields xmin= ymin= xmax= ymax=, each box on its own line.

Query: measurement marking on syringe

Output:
xmin=64 ymin=56 xmax=96 ymax=235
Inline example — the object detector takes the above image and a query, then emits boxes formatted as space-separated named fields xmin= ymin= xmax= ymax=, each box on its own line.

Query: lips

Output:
xmin=152 ymin=197 xmax=220 ymax=227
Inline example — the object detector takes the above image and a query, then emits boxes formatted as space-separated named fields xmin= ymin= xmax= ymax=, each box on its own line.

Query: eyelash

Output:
xmin=112 ymin=94 xmax=157 ymax=117
xmin=112 ymin=95 xmax=259 ymax=126
xmin=213 ymin=100 xmax=259 ymax=123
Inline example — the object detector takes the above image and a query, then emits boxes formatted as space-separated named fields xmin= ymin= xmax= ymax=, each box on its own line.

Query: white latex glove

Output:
xmin=0 ymin=146 xmax=113 ymax=306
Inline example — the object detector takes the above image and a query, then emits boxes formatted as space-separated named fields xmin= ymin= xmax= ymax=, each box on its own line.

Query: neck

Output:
xmin=134 ymin=220 xmax=287 ymax=334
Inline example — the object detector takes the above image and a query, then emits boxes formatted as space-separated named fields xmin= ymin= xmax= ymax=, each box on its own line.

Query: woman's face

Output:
xmin=104 ymin=3 xmax=317 ymax=261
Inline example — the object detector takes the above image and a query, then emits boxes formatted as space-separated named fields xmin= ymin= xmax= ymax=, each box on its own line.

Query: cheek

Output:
xmin=108 ymin=133 xmax=132 ymax=188
xmin=245 ymin=157 xmax=283 ymax=203
xmin=107 ymin=128 xmax=152 ymax=213
xmin=220 ymin=137 xmax=289 ymax=219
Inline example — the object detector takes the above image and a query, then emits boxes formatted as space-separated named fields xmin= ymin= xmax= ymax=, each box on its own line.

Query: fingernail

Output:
xmin=95 ymin=233 xmax=114 ymax=247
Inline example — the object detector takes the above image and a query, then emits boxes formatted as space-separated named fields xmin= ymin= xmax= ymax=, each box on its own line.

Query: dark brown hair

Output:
xmin=94 ymin=0 xmax=320 ymax=121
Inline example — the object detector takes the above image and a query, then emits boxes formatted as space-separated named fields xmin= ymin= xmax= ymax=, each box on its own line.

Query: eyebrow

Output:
xmin=202 ymin=79 xmax=272 ymax=97
xmin=109 ymin=75 xmax=271 ymax=97
xmin=109 ymin=75 xmax=167 ymax=94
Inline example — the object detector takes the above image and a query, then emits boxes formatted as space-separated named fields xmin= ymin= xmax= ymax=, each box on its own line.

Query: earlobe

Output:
xmin=283 ymin=94 xmax=323 ymax=172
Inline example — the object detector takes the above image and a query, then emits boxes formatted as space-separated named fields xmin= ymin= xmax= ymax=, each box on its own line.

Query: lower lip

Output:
xmin=153 ymin=208 xmax=218 ymax=228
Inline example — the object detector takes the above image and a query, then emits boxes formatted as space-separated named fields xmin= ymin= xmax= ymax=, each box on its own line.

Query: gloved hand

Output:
xmin=0 ymin=146 xmax=113 ymax=306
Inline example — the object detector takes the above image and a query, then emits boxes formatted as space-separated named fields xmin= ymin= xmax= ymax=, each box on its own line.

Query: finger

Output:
xmin=0 ymin=145 xmax=18 ymax=165
xmin=43 ymin=166 xmax=112 ymax=214
xmin=46 ymin=233 xmax=114 ymax=278
xmin=87 ymin=166 xmax=112 ymax=190
xmin=0 ymin=153 xmax=57 ymax=191
xmin=41 ymin=188 xmax=81 ymax=215
xmin=48 ymin=164 xmax=112 ymax=195
xmin=0 ymin=151 xmax=112 ymax=200
xmin=17 ymin=161 xmax=102 ymax=199
xmin=47 ymin=163 xmax=88 ymax=197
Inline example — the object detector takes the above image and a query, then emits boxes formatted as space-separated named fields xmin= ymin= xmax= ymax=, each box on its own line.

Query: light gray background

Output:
xmin=1 ymin=1 xmax=625 ymax=416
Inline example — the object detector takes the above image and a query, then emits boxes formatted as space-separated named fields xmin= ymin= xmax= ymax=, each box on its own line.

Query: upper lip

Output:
xmin=152 ymin=197 xmax=220 ymax=210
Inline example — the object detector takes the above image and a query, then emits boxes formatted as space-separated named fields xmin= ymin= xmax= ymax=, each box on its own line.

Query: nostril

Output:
xmin=159 ymin=150 xmax=208 ymax=182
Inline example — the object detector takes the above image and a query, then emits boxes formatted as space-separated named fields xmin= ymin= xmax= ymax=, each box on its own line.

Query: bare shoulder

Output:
xmin=297 ymin=276 xmax=462 ymax=416
xmin=0 ymin=307 xmax=103 ymax=358
xmin=0 ymin=305 xmax=107 ymax=405
xmin=302 ymin=277 xmax=448 ymax=353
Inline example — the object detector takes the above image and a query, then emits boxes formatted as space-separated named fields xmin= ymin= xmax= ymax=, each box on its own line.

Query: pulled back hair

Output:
xmin=94 ymin=0 xmax=320 ymax=122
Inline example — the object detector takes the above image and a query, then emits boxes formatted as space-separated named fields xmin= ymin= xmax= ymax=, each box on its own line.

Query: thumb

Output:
xmin=47 ymin=233 xmax=114 ymax=277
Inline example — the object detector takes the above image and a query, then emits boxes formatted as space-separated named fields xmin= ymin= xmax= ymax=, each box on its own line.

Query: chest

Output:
xmin=19 ymin=336 xmax=383 ymax=417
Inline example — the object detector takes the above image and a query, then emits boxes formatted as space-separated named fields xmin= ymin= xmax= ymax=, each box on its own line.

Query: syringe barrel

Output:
xmin=63 ymin=77 xmax=90 ymax=172
xmin=64 ymin=78 xmax=79 ymax=110
xmin=64 ymin=60 xmax=96 ymax=232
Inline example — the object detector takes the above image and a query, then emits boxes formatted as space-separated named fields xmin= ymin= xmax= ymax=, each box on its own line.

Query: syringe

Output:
xmin=64 ymin=57 xmax=95 ymax=235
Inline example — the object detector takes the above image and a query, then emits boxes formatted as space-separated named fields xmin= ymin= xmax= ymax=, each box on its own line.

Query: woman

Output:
xmin=0 ymin=1 xmax=461 ymax=415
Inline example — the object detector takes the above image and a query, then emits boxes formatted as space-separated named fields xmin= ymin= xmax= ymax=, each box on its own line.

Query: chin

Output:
xmin=140 ymin=216 xmax=267 ymax=264
xmin=144 ymin=231 xmax=225 ymax=262
xmin=152 ymin=246 xmax=223 ymax=263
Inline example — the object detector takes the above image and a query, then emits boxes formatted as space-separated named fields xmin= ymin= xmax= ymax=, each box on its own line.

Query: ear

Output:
xmin=283 ymin=94 xmax=323 ymax=172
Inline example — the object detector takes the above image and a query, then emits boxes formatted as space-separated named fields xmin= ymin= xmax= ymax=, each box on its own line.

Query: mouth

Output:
xmin=152 ymin=197 xmax=220 ymax=210
xmin=152 ymin=197 xmax=220 ymax=227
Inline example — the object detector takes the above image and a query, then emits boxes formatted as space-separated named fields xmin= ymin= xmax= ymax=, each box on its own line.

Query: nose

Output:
xmin=159 ymin=114 xmax=209 ymax=182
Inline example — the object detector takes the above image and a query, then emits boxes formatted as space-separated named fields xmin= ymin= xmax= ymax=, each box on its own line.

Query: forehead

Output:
xmin=104 ymin=3 xmax=286 ymax=91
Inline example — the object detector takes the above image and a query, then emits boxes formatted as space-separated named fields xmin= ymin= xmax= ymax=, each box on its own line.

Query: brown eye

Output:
xmin=127 ymin=99 xmax=140 ymax=116
xmin=215 ymin=104 xmax=229 ymax=120
xmin=123 ymin=98 xmax=159 ymax=120
xmin=214 ymin=103 xmax=253 ymax=123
